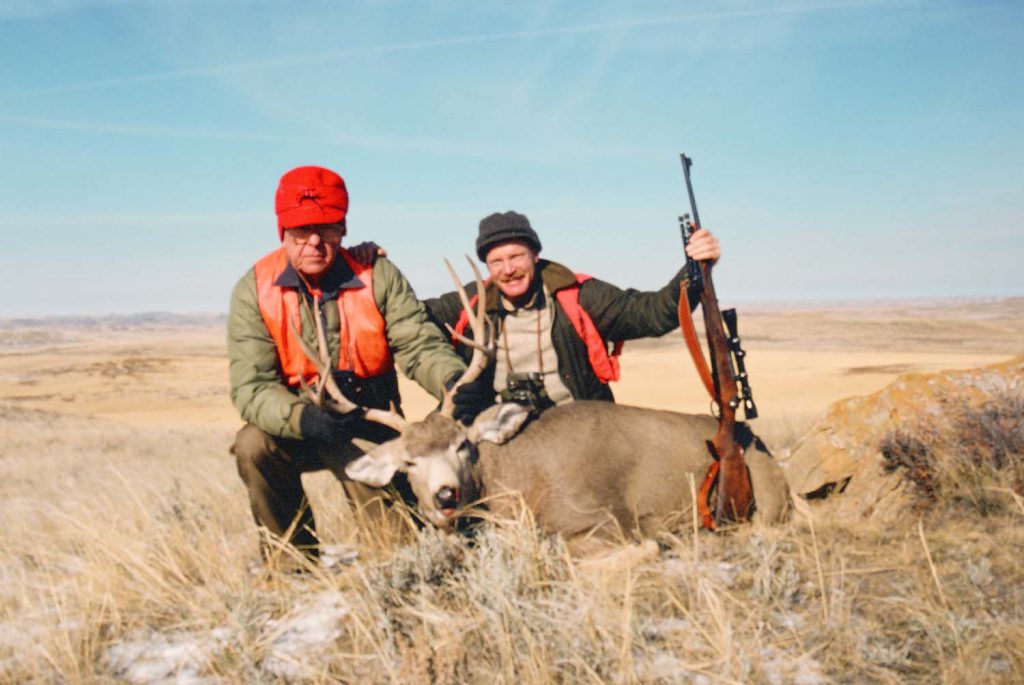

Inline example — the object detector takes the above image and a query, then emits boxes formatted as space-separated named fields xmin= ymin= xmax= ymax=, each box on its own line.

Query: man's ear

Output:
xmin=467 ymin=403 xmax=531 ymax=445
xmin=345 ymin=442 xmax=407 ymax=487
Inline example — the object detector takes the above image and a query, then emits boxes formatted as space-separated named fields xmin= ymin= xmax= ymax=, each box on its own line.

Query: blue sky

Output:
xmin=0 ymin=0 xmax=1020 ymax=316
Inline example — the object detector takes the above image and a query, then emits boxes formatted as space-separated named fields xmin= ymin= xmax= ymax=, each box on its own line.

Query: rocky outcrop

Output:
xmin=780 ymin=356 xmax=1024 ymax=524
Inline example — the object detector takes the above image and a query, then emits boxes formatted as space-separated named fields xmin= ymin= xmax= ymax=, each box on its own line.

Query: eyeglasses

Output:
xmin=285 ymin=224 xmax=344 ymax=245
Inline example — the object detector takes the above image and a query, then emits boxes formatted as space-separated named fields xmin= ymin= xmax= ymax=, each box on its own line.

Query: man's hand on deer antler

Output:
xmin=299 ymin=404 xmax=362 ymax=445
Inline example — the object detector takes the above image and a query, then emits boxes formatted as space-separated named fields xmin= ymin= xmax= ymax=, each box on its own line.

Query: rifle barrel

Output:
xmin=680 ymin=153 xmax=702 ymax=230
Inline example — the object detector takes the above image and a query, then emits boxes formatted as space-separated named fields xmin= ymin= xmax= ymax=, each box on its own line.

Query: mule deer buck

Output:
xmin=296 ymin=258 xmax=790 ymax=557
xmin=350 ymin=401 xmax=788 ymax=553
xmin=298 ymin=259 xmax=789 ymax=555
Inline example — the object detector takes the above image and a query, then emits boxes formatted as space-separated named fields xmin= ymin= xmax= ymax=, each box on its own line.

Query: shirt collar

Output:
xmin=274 ymin=253 xmax=364 ymax=301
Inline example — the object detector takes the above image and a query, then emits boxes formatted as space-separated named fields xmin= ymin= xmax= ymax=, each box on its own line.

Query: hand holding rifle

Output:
xmin=683 ymin=227 xmax=721 ymax=264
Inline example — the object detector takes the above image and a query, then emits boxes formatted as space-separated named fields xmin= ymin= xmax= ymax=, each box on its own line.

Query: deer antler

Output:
xmin=439 ymin=256 xmax=495 ymax=417
xmin=290 ymin=296 xmax=408 ymax=434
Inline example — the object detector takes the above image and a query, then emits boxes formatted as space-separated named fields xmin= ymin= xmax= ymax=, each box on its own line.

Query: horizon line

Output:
xmin=2 ymin=294 xmax=1021 ymax=325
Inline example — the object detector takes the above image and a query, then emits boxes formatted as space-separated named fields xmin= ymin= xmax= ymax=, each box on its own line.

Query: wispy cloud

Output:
xmin=0 ymin=208 xmax=263 ymax=228
xmin=1 ymin=0 xmax=893 ymax=100
xmin=0 ymin=0 xmax=141 ymax=21
xmin=0 ymin=115 xmax=284 ymax=141
xmin=0 ymin=113 xmax=659 ymax=162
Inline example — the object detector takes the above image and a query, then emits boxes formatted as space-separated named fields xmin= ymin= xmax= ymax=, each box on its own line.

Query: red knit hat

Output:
xmin=274 ymin=166 xmax=349 ymax=239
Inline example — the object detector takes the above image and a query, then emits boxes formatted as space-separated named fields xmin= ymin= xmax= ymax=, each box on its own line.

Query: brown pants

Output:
xmin=231 ymin=423 xmax=410 ymax=560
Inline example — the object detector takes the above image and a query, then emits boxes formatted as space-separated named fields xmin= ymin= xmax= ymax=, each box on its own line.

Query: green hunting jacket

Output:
xmin=424 ymin=259 xmax=698 ymax=403
xmin=228 ymin=251 xmax=465 ymax=439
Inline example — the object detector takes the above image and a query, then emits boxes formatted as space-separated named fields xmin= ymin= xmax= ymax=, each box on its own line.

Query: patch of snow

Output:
xmin=639 ymin=617 xmax=705 ymax=654
xmin=662 ymin=557 xmax=737 ymax=587
xmin=0 ymin=619 xmax=46 ymax=656
xmin=105 ymin=628 xmax=233 ymax=684
xmin=988 ymin=655 xmax=1011 ymax=674
xmin=261 ymin=590 xmax=351 ymax=680
xmin=637 ymin=652 xmax=687 ymax=681
xmin=643 ymin=617 xmax=691 ymax=636
xmin=320 ymin=543 xmax=359 ymax=570
xmin=634 ymin=651 xmax=710 ymax=684
xmin=760 ymin=646 xmax=826 ymax=685
xmin=773 ymin=610 xmax=803 ymax=630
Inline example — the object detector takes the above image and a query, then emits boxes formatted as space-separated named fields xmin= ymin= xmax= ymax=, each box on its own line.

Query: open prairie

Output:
xmin=1 ymin=299 xmax=1021 ymax=683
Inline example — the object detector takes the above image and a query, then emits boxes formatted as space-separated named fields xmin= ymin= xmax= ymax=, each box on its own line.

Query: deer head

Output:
xmin=345 ymin=402 xmax=531 ymax=527
xmin=341 ymin=257 xmax=530 ymax=528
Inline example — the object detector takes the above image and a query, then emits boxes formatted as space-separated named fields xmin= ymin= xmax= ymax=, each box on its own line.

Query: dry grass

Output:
xmin=1 ymin=399 xmax=1021 ymax=684
xmin=2 ymin=305 xmax=1021 ymax=682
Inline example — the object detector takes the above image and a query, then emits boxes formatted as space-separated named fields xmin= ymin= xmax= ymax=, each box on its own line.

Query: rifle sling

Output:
xmin=697 ymin=460 xmax=719 ymax=531
xmin=678 ymin=281 xmax=716 ymax=399
xmin=679 ymin=281 xmax=722 ymax=531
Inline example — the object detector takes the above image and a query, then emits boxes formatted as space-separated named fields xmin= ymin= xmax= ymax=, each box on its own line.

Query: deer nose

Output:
xmin=434 ymin=486 xmax=459 ymax=511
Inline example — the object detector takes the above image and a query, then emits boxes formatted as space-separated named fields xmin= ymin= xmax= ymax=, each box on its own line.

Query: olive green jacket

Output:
xmin=228 ymin=251 xmax=465 ymax=439
xmin=425 ymin=259 xmax=697 ymax=402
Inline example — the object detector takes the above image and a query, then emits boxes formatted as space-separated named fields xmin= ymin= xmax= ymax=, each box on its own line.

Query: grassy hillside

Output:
xmin=1 ymin=398 xmax=1020 ymax=683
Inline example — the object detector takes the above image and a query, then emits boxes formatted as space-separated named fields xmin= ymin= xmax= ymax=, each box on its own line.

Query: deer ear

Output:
xmin=345 ymin=442 xmax=407 ymax=487
xmin=468 ymin=403 xmax=532 ymax=445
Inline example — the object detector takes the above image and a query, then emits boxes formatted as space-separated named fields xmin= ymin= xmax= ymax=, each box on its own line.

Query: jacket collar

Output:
xmin=274 ymin=251 xmax=364 ymax=302
xmin=499 ymin=281 xmax=546 ymax=313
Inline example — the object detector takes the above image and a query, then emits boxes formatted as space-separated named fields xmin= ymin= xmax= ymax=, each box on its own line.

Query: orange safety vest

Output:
xmin=454 ymin=274 xmax=622 ymax=384
xmin=253 ymin=247 xmax=394 ymax=387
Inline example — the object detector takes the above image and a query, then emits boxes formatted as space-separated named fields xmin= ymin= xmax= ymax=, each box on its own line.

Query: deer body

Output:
xmin=346 ymin=401 xmax=789 ymax=549
xmin=477 ymin=402 xmax=721 ymax=537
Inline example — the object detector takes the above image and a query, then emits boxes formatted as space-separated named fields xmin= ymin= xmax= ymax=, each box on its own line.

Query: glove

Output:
xmin=299 ymin=404 xmax=362 ymax=444
xmin=451 ymin=376 xmax=496 ymax=426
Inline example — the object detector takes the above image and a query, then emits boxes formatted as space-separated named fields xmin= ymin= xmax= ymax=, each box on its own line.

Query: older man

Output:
xmin=427 ymin=211 xmax=722 ymax=424
xmin=228 ymin=165 xmax=465 ymax=563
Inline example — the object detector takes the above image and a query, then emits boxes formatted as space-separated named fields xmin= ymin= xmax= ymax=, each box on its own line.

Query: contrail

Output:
xmin=1 ymin=0 xmax=891 ymax=100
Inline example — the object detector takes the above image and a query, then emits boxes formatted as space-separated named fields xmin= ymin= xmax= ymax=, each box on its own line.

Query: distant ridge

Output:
xmin=0 ymin=312 xmax=227 ymax=330
xmin=733 ymin=295 xmax=1023 ymax=312
xmin=4 ymin=297 xmax=1022 ymax=328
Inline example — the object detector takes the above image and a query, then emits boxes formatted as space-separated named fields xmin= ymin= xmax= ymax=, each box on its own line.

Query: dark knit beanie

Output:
xmin=475 ymin=211 xmax=542 ymax=261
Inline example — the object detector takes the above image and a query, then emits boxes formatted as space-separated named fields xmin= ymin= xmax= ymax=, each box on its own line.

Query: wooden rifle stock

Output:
xmin=680 ymin=153 xmax=753 ymax=524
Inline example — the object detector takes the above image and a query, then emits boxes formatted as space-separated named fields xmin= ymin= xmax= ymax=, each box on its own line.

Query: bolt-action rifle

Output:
xmin=678 ymin=153 xmax=757 ymax=527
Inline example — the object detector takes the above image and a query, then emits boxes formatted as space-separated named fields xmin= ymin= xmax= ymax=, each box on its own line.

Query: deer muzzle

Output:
xmin=434 ymin=486 xmax=459 ymax=514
